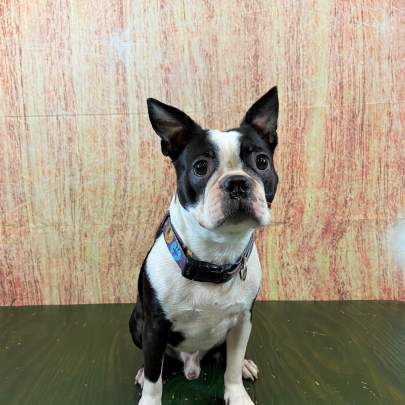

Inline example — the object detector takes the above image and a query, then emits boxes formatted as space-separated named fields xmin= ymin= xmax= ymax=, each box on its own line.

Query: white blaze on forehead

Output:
xmin=208 ymin=130 xmax=243 ymax=170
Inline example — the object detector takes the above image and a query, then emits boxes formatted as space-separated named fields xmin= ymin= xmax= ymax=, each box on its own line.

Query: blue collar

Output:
xmin=161 ymin=214 xmax=255 ymax=284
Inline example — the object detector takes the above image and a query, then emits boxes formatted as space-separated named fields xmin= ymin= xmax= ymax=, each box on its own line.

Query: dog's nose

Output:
xmin=220 ymin=175 xmax=251 ymax=199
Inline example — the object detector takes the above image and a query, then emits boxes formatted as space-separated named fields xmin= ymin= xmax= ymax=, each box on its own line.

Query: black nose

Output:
xmin=220 ymin=175 xmax=251 ymax=199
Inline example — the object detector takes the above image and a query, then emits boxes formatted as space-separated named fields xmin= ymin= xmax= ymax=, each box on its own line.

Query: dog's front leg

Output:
xmin=138 ymin=317 xmax=169 ymax=405
xmin=224 ymin=311 xmax=255 ymax=405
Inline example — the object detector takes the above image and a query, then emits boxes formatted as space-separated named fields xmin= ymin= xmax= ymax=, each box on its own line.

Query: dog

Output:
xmin=129 ymin=86 xmax=279 ymax=405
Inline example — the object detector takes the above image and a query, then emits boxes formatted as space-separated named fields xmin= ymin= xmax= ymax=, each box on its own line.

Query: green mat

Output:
xmin=1 ymin=302 xmax=404 ymax=404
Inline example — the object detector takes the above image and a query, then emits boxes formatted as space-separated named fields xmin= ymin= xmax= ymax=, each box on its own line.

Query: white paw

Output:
xmin=242 ymin=359 xmax=259 ymax=381
xmin=134 ymin=367 xmax=144 ymax=387
xmin=224 ymin=383 xmax=255 ymax=405
xmin=138 ymin=395 xmax=161 ymax=405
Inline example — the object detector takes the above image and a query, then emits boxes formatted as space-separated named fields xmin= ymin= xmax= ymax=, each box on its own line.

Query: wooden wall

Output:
xmin=0 ymin=0 xmax=404 ymax=305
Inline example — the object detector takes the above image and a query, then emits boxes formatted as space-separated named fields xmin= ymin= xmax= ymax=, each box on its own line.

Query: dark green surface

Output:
xmin=0 ymin=302 xmax=404 ymax=405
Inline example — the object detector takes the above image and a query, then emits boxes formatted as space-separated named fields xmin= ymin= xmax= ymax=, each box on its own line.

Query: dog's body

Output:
xmin=129 ymin=87 xmax=279 ymax=405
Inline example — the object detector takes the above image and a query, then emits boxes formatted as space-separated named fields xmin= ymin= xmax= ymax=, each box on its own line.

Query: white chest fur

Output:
xmin=146 ymin=235 xmax=262 ymax=353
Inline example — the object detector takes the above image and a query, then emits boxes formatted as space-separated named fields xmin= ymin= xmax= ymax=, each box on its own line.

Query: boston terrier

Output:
xmin=129 ymin=86 xmax=279 ymax=405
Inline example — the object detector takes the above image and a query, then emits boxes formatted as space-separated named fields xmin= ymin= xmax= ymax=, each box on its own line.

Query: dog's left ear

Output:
xmin=147 ymin=98 xmax=202 ymax=160
xmin=241 ymin=86 xmax=279 ymax=147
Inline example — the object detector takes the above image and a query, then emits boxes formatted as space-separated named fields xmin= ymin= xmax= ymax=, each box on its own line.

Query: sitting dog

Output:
xmin=129 ymin=86 xmax=279 ymax=405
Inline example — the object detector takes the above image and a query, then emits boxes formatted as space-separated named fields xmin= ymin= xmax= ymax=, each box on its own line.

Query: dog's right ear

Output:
xmin=147 ymin=98 xmax=201 ymax=160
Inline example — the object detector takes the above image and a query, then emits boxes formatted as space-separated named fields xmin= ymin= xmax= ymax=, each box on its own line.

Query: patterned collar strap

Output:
xmin=162 ymin=214 xmax=255 ymax=284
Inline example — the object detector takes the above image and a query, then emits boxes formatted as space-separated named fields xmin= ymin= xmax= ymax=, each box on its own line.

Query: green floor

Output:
xmin=0 ymin=302 xmax=404 ymax=405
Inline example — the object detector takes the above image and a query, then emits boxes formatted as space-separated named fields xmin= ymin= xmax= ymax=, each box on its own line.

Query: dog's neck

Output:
xmin=169 ymin=195 xmax=255 ymax=265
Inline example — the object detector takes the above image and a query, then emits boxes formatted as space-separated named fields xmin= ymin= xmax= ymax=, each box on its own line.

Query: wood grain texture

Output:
xmin=0 ymin=1 xmax=404 ymax=304
xmin=1 ymin=302 xmax=405 ymax=404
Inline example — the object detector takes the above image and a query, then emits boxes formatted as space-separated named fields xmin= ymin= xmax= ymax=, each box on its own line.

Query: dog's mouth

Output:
xmin=198 ymin=192 xmax=272 ymax=230
xmin=221 ymin=198 xmax=258 ymax=225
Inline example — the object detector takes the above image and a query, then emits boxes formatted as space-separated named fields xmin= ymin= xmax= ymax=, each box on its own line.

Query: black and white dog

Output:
xmin=129 ymin=86 xmax=279 ymax=405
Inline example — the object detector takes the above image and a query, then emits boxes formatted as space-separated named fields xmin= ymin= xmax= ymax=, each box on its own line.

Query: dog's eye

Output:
xmin=193 ymin=160 xmax=208 ymax=176
xmin=256 ymin=154 xmax=269 ymax=170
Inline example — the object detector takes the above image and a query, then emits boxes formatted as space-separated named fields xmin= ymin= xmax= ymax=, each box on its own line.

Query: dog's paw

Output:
xmin=224 ymin=383 xmax=255 ymax=405
xmin=138 ymin=395 xmax=161 ymax=405
xmin=242 ymin=359 xmax=259 ymax=381
xmin=134 ymin=367 xmax=145 ymax=387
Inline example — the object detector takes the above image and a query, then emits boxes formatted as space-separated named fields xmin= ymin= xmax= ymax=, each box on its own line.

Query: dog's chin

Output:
xmin=226 ymin=211 xmax=253 ymax=225
xmin=208 ymin=200 xmax=266 ymax=231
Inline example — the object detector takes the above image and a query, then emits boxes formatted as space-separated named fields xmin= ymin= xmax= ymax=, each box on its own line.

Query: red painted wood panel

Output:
xmin=0 ymin=1 xmax=404 ymax=305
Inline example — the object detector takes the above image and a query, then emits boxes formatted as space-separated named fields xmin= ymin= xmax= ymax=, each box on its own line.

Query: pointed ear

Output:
xmin=147 ymin=98 xmax=201 ymax=160
xmin=241 ymin=86 xmax=279 ymax=145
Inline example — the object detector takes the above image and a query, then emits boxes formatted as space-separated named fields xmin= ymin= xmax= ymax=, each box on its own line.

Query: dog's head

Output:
xmin=147 ymin=87 xmax=279 ymax=231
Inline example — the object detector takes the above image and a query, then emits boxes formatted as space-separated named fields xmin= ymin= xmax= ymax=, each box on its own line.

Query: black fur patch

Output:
xmin=174 ymin=130 xmax=219 ymax=208
xmin=237 ymin=124 xmax=278 ymax=204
